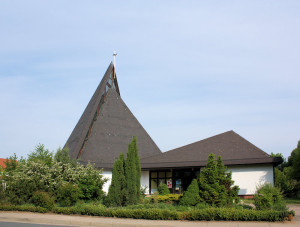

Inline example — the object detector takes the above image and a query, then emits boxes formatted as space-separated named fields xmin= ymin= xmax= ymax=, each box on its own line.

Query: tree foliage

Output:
xmin=254 ymin=184 xmax=286 ymax=211
xmin=179 ymin=179 xmax=200 ymax=206
xmin=274 ymin=167 xmax=295 ymax=196
xmin=54 ymin=147 xmax=72 ymax=164
xmin=31 ymin=191 xmax=55 ymax=209
xmin=133 ymin=137 xmax=141 ymax=200
xmin=107 ymin=136 xmax=141 ymax=206
xmin=288 ymin=141 xmax=300 ymax=181
xmin=2 ymin=153 xmax=19 ymax=173
xmin=2 ymin=144 xmax=107 ymax=205
xmin=158 ymin=183 xmax=170 ymax=195
xmin=27 ymin=144 xmax=53 ymax=166
xmin=125 ymin=136 xmax=141 ymax=205
xmin=106 ymin=153 xmax=126 ymax=206
xmin=125 ymin=140 xmax=137 ymax=205
xmin=198 ymin=153 xmax=239 ymax=207
xmin=57 ymin=182 xmax=82 ymax=207
xmin=272 ymin=142 xmax=300 ymax=197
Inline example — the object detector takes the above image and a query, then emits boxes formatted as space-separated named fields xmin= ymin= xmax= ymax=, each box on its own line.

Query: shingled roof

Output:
xmin=65 ymin=63 xmax=161 ymax=169
xmin=66 ymin=63 xmax=281 ymax=170
xmin=140 ymin=130 xmax=282 ymax=169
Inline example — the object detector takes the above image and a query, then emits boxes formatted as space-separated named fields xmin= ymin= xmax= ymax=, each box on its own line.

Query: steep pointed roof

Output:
xmin=65 ymin=63 xmax=161 ymax=169
xmin=140 ymin=130 xmax=282 ymax=169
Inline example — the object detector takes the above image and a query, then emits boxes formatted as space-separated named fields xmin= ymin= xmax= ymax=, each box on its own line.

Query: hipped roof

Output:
xmin=140 ymin=131 xmax=282 ymax=169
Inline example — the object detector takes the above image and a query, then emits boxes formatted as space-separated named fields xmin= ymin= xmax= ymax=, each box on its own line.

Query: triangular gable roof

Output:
xmin=140 ymin=130 xmax=281 ymax=169
xmin=65 ymin=63 xmax=161 ymax=169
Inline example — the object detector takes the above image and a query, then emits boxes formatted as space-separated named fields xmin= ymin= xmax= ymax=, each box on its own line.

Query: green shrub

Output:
xmin=180 ymin=179 xmax=200 ymax=206
xmin=158 ymin=183 xmax=170 ymax=195
xmin=195 ymin=203 xmax=210 ymax=209
xmin=52 ymin=206 xmax=293 ymax=221
xmin=5 ymin=176 xmax=37 ymax=205
xmin=77 ymin=163 xmax=106 ymax=201
xmin=150 ymin=194 xmax=182 ymax=203
xmin=198 ymin=154 xmax=240 ymax=207
xmin=0 ymin=182 xmax=7 ymax=204
xmin=57 ymin=183 xmax=82 ymax=207
xmin=0 ymin=203 xmax=294 ymax=221
xmin=254 ymin=184 xmax=286 ymax=211
xmin=0 ymin=204 xmax=48 ymax=213
xmin=106 ymin=153 xmax=126 ymax=207
xmin=3 ymin=145 xmax=107 ymax=206
xmin=31 ymin=191 xmax=54 ymax=210
xmin=125 ymin=203 xmax=175 ymax=211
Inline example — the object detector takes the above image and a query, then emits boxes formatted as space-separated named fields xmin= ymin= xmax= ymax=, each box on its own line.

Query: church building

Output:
xmin=65 ymin=63 xmax=282 ymax=197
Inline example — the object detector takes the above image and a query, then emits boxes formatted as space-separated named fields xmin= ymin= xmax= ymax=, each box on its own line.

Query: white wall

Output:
xmin=228 ymin=164 xmax=274 ymax=195
xmin=102 ymin=170 xmax=112 ymax=194
xmin=102 ymin=170 xmax=150 ymax=194
xmin=141 ymin=170 xmax=150 ymax=194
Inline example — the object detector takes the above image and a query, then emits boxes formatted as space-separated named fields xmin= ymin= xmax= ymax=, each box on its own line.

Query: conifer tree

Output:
xmin=132 ymin=136 xmax=141 ymax=201
xmin=198 ymin=153 xmax=239 ymax=207
xmin=158 ymin=183 xmax=170 ymax=195
xmin=107 ymin=137 xmax=141 ymax=206
xmin=125 ymin=139 xmax=138 ymax=205
xmin=106 ymin=153 xmax=126 ymax=206
xmin=216 ymin=156 xmax=238 ymax=205
xmin=179 ymin=179 xmax=200 ymax=206
xmin=198 ymin=153 xmax=220 ymax=206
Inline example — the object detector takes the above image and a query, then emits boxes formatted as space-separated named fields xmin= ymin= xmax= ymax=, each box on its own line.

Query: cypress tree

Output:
xmin=108 ymin=137 xmax=142 ymax=206
xmin=107 ymin=153 xmax=126 ymax=206
xmin=132 ymin=136 xmax=141 ymax=201
xmin=125 ymin=139 xmax=137 ymax=205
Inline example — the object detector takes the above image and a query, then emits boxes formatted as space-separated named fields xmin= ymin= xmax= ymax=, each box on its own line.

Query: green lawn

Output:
xmin=285 ymin=198 xmax=300 ymax=205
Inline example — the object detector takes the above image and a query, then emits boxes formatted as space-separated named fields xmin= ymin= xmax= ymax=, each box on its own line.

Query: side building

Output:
xmin=65 ymin=63 xmax=282 ymax=197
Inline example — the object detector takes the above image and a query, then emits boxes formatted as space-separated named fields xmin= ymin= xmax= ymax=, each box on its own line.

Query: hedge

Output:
xmin=0 ymin=204 xmax=294 ymax=221
xmin=0 ymin=204 xmax=48 ymax=213
xmin=149 ymin=194 xmax=183 ymax=203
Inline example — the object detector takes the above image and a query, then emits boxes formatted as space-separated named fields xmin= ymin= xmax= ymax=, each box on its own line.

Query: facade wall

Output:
xmin=228 ymin=164 xmax=273 ymax=195
xmin=103 ymin=165 xmax=273 ymax=195
xmin=102 ymin=170 xmax=112 ymax=194
xmin=141 ymin=170 xmax=150 ymax=194
xmin=102 ymin=170 xmax=150 ymax=194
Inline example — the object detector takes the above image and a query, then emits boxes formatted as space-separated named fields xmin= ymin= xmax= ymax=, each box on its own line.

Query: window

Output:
xmin=150 ymin=170 xmax=172 ymax=194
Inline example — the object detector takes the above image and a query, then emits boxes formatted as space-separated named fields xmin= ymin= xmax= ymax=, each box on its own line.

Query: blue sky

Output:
xmin=0 ymin=0 xmax=299 ymax=159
